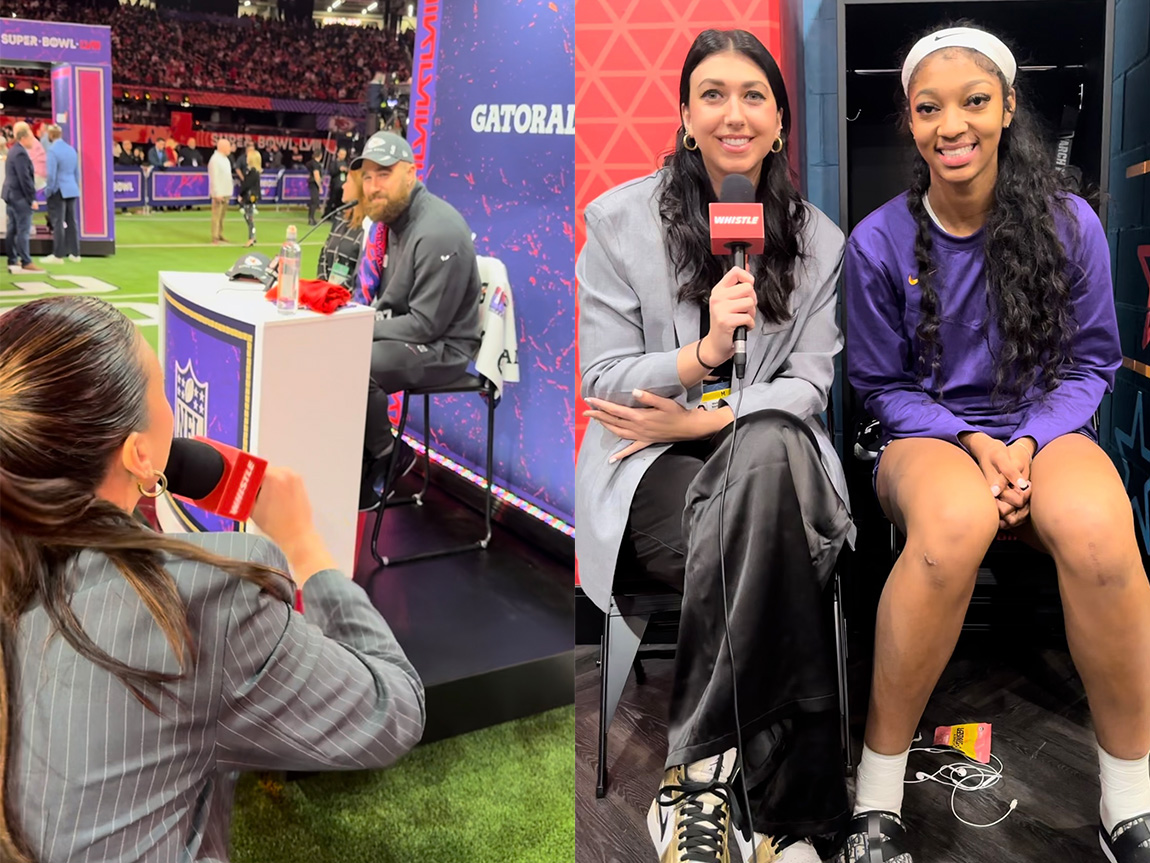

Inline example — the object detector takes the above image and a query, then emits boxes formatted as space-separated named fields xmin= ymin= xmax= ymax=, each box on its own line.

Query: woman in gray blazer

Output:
xmin=0 ymin=297 xmax=424 ymax=863
xmin=577 ymin=29 xmax=854 ymax=863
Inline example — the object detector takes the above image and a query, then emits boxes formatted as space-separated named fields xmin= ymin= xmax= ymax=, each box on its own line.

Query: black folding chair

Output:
xmin=369 ymin=372 xmax=497 ymax=567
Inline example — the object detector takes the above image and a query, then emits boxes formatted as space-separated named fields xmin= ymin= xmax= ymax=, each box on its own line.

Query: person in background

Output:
xmin=305 ymin=146 xmax=323 ymax=226
xmin=3 ymin=122 xmax=43 ymax=275
xmin=114 ymin=141 xmax=136 ymax=167
xmin=40 ymin=125 xmax=81 ymax=265
xmin=323 ymin=146 xmax=349 ymax=217
xmin=239 ymin=147 xmax=262 ymax=248
xmin=178 ymin=136 xmax=202 ymax=167
xmin=207 ymin=138 xmax=233 ymax=246
xmin=132 ymin=144 xmax=147 ymax=167
xmin=267 ymin=144 xmax=283 ymax=170
xmin=147 ymin=137 xmax=168 ymax=172
xmin=317 ymin=165 xmax=366 ymax=293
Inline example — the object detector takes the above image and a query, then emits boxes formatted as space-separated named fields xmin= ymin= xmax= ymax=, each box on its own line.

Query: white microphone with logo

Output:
xmin=708 ymin=175 xmax=765 ymax=380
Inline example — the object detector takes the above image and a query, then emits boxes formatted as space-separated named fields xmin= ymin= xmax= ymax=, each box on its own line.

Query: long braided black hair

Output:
xmin=659 ymin=29 xmax=807 ymax=325
xmin=904 ymin=25 xmax=1079 ymax=405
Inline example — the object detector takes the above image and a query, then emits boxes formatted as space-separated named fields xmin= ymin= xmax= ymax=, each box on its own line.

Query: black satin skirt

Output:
xmin=620 ymin=409 xmax=853 ymax=840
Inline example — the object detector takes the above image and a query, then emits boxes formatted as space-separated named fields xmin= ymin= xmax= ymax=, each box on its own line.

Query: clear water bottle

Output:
xmin=277 ymin=225 xmax=301 ymax=314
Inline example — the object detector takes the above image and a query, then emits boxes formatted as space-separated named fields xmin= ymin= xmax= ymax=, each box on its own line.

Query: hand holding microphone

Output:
xmin=709 ymin=174 xmax=765 ymax=379
xmin=165 ymin=437 xmax=337 ymax=582
xmin=703 ymin=266 xmax=757 ymax=368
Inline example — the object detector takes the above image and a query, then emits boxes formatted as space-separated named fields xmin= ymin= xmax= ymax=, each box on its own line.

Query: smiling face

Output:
xmin=361 ymin=159 xmax=416 ymax=224
xmin=680 ymin=50 xmax=783 ymax=194
xmin=907 ymin=48 xmax=1014 ymax=190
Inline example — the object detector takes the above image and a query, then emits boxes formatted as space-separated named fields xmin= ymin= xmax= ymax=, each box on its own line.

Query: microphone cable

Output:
xmin=296 ymin=198 xmax=358 ymax=244
xmin=716 ymin=370 xmax=756 ymax=843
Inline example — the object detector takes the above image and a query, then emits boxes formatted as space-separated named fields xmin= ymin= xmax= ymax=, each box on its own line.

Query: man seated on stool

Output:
xmin=353 ymin=130 xmax=482 ymax=511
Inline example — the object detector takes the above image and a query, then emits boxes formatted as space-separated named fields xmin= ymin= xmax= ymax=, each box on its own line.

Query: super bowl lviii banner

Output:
xmin=411 ymin=0 xmax=575 ymax=525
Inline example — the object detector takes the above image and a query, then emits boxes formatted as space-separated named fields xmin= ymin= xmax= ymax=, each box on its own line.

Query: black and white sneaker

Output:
xmin=649 ymin=750 xmax=742 ymax=862
xmin=835 ymin=810 xmax=913 ymax=863
xmin=1100 ymin=814 xmax=1150 ymax=862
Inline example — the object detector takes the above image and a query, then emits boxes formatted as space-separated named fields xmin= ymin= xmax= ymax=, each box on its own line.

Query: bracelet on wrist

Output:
xmin=695 ymin=339 xmax=718 ymax=371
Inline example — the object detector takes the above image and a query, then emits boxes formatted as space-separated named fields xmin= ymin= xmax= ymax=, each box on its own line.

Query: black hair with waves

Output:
xmin=903 ymin=22 xmax=1080 ymax=404
xmin=659 ymin=29 xmax=807 ymax=325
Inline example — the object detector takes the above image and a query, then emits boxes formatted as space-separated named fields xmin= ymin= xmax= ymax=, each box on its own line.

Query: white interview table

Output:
xmin=156 ymin=271 xmax=375 ymax=578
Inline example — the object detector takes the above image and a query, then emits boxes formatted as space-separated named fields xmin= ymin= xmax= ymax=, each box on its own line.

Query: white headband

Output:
xmin=901 ymin=27 xmax=1017 ymax=94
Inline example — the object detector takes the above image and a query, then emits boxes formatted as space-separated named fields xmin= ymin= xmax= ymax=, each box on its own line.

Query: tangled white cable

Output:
xmin=905 ymin=737 xmax=1019 ymax=829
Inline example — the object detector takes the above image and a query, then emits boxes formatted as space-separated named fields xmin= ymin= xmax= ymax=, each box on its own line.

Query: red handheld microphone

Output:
xmin=166 ymin=437 xmax=268 ymax=522
xmin=709 ymin=175 xmax=764 ymax=380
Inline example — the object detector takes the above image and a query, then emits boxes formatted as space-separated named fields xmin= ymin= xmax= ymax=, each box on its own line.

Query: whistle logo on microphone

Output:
xmin=709 ymin=202 xmax=766 ymax=255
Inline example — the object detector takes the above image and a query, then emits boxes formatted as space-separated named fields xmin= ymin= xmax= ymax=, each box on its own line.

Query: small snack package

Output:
xmin=934 ymin=722 xmax=993 ymax=764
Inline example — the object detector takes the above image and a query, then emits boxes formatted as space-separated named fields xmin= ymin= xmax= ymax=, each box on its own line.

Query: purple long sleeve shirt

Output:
xmin=845 ymin=192 xmax=1120 ymax=453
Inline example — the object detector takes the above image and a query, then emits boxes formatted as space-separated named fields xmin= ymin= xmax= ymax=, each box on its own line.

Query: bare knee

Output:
xmin=903 ymin=499 xmax=999 ymax=594
xmin=1040 ymin=504 xmax=1141 ymax=589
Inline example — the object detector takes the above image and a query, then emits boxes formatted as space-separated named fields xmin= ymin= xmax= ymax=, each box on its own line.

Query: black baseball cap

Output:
xmin=225 ymin=251 xmax=277 ymax=289
xmin=350 ymin=131 xmax=414 ymax=170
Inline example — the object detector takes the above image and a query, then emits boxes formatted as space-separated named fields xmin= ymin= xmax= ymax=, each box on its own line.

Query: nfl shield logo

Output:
xmin=175 ymin=360 xmax=209 ymax=439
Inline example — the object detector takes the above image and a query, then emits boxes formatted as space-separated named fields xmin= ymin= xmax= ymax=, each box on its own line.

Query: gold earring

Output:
xmin=771 ymin=136 xmax=784 ymax=154
xmin=683 ymin=133 xmax=698 ymax=151
xmin=137 ymin=470 xmax=168 ymax=499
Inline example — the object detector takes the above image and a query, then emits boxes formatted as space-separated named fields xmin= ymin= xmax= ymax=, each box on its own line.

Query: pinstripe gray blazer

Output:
xmin=11 ymin=532 xmax=425 ymax=862
xmin=576 ymin=171 xmax=854 ymax=611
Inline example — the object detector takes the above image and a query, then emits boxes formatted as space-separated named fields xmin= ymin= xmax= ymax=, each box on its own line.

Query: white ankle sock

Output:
xmin=854 ymin=744 xmax=911 ymax=816
xmin=1098 ymin=745 xmax=1150 ymax=833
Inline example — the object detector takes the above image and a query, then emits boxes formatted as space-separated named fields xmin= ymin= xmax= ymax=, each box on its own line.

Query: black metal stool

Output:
xmin=369 ymin=373 xmax=497 ymax=567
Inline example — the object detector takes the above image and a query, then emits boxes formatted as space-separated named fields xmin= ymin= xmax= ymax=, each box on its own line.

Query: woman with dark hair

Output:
xmin=317 ymin=166 xmax=367 ymax=295
xmin=0 ymin=297 xmax=424 ymax=862
xmin=843 ymin=24 xmax=1150 ymax=863
xmin=578 ymin=28 xmax=853 ymax=863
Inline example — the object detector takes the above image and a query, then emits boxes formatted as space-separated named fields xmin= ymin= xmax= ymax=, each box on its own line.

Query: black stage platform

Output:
xmin=353 ymin=469 xmax=575 ymax=744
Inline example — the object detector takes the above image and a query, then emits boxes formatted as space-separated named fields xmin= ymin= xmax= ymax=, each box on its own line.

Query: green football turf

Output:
xmin=229 ymin=707 xmax=576 ymax=863
xmin=2 ymin=213 xmax=576 ymax=861
xmin=1 ymin=207 xmax=332 ymax=352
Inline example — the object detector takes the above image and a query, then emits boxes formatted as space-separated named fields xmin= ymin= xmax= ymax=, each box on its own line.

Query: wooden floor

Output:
xmin=574 ymin=633 xmax=1109 ymax=862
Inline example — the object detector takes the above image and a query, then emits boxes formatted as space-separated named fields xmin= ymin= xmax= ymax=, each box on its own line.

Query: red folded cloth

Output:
xmin=264 ymin=278 xmax=352 ymax=315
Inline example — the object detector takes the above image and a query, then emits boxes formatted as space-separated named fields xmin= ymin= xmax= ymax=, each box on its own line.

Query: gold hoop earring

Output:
xmin=137 ymin=470 xmax=168 ymax=499
xmin=683 ymin=133 xmax=698 ymax=152
xmin=771 ymin=136 xmax=784 ymax=154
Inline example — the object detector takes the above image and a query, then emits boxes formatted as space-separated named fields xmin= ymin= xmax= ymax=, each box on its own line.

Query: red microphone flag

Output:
xmin=708 ymin=203 xmax=766 ymax=256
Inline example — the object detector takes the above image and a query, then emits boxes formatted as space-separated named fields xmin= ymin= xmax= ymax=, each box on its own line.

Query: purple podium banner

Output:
xmin=163 ymin=287 xmax=256 ymax=533
xmin=114 ymin=169 xmax=144 ymax=205
xmin=0 ymin=18 xmax=112 ymax=64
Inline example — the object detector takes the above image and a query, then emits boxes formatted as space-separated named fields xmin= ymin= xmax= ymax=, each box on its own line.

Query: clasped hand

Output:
xmin=968 ymin=435 xmax=1035 ymax=530
xmin=583 ymin=390 xmax=700 ymax=464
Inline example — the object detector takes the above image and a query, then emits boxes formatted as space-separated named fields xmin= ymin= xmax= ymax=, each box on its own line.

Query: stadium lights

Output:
xmin=366 ymin=1 xmax=378 ymax=9
xmin=23 ymin=88 xmax=34 ymax=95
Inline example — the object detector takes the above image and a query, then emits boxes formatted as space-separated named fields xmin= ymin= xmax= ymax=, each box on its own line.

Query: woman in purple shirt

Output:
xmin=842 ymin=24 xmax=1150 ymax=863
